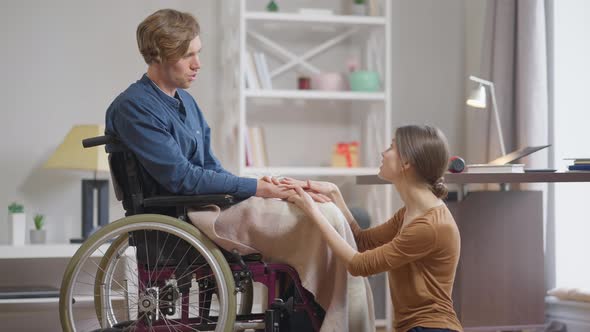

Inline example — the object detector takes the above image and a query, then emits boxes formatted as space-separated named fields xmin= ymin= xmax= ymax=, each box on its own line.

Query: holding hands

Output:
xmin=256 ymin=176 xmax=333 ymax=203
xmin=280 ymin=178 xmax=339 ymax=200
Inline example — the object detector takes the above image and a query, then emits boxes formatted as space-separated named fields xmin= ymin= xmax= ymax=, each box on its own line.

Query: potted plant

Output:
xmin=7 ymin=202 xmax=26 ymax=245
xmin=30 ymin=214 xmax=46 ymax=244
xmin=352 ymin=0 xmax=367 ymax=16
xmin=266 ymin=1 xmax=279 ymax=12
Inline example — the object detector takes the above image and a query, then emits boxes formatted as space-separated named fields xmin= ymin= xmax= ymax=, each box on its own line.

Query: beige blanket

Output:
xmin=188 ymin=197 xmax=375 ymax=332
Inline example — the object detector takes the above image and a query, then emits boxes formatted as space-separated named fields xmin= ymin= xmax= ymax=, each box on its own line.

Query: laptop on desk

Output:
xmin=488 ymin=144 xmax=551 ymax=165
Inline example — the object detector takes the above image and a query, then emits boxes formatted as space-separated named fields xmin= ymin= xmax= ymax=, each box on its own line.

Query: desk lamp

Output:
xmin=44 ymin=125 xmax=109 ymax=243
xmin=466 ymin=75 xmax=507 ymax=156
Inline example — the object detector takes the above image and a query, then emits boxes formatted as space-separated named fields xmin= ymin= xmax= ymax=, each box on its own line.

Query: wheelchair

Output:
xmin=58 ymin=135 xmax=324 ymax=332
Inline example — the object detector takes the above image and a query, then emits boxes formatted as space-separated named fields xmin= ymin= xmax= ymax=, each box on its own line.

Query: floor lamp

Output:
xmin=466 ymin=75 xmax=507 ymax=157
xmin=44 ymin=125 xmax=110 ymax=243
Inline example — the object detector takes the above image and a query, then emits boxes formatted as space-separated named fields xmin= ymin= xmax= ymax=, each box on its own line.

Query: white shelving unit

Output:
xmin=242 ymin=166 xmax=379 ymax=177
xmin=232 ymin=1 xmax=393 ymax=330
xmin=244 ymin=89 xmax=385 ymax=101
xmin=244 ymin=11 xmax=387 ymax=25
xmin=0 ymin=243 xmax=108 ymax=259
xmin=0 ymin=243 xmax=114 ymax=330
xmin=237 ymin=0 xmax=392 ymax=178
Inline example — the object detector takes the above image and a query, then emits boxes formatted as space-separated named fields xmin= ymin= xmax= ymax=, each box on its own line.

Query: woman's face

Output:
xmin=378 ymin=139 xmax=406 ymax=182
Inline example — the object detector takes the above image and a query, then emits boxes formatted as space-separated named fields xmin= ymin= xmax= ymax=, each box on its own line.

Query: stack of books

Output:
xmin=245 ymin=51 xmax=272 ymax=90
xmin=466 ymin=163 xmax=525 ymax=174
xmin=245 ymin=126 xmax=268 ymax=167
xmin=566 ymin=158 xmax=590 ymax=171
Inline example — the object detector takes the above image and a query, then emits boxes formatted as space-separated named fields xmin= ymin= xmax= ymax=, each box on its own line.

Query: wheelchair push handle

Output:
xmin=82 ymin=135 xmax=116 ymax=148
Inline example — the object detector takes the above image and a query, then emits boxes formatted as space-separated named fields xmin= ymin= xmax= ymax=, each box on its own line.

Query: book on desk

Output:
xmin=465 ymin=145 xmax=551 ymax=174
xmin=565 ymin=158 xmax=590 ymax=171
xmin=466 ymin=163 xmax=525 ymax=173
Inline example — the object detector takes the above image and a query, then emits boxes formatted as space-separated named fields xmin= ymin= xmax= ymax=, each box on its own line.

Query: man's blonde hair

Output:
xmin=136 ymin=9 xmax=200 ymax=64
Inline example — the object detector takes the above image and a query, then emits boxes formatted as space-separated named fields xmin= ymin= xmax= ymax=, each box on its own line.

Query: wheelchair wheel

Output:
xmin=93 ymin=234 xmax=254 ymax=327
xmin=59 ymin=214 xmax=236 ymax=332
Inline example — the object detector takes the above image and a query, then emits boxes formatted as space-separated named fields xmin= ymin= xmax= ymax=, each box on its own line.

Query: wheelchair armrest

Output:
xmin=143 ymin=194 xmax=236 ymax=209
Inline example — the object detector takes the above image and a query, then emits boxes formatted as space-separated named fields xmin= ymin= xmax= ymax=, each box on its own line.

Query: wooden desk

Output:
xmin=357 ymin=171 xmax=590 ymax=185
xmin=356 ymin=171 xmax=590 ymax=331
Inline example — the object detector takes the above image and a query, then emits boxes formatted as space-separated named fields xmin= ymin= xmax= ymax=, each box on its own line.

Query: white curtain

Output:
xmin=466 ymin=0 xmax=549 ymax=166
xmin=465 ymin=0 xmax=551 ymax=286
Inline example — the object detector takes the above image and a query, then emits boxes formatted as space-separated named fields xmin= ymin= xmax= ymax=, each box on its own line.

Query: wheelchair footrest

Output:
xmin=243 ymin=253 xmax=262 ymax=262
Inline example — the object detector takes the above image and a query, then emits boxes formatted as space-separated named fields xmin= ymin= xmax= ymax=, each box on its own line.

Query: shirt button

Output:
xmin=196 ymin=130 xmax=200 ymax=134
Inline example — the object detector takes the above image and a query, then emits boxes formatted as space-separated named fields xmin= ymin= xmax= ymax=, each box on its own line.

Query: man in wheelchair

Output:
xmin=59 ymin=8 xmax=374 ymax=332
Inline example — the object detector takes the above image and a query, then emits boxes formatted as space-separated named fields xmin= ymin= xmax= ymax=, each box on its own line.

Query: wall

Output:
xmin=390 ymin=0 xmax=466 ymax=158
xmin=552 ymin=0 xmax=590 ymax=288
xmin=0 ymin=0 xmax=220 ymax=243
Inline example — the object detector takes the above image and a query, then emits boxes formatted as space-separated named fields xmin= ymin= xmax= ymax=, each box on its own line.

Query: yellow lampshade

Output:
xmin=44 ymin=125 xmax=109 ymax=172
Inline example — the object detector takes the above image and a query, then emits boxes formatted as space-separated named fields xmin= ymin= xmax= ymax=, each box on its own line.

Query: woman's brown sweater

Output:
xmin=348 ymin=205 xmax=463 ymax=332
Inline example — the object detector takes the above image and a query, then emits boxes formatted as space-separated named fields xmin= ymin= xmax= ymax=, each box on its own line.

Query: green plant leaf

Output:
xmin=8 ymin=202 xmax=24 ymax=214
xmin=34 ymin=214 xmax=45 ymax=230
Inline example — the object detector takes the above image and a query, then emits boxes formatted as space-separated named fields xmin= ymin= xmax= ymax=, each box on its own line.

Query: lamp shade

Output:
xmin=44 ymin=125 xmax=109 ymax=172
xmin=466 ymin=84 xmax=487 ymax=109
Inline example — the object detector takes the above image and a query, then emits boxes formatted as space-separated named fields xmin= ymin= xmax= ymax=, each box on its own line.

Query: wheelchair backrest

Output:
xmin=84 ymin=135 xmax=171 ymax=216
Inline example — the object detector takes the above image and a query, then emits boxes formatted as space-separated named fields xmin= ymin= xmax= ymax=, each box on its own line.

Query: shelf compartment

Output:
xmin=0 ymin=295 xmax=126 ymax=305
xmin=0 ymin=244 xmax=113 ymax=259
xmin=245 ymin=89 xmax=385 ymax=101
xmin=242 ymin=167 xmax=379 ymax=177
xmin=245 ymin=12 xmax=386 ymax=26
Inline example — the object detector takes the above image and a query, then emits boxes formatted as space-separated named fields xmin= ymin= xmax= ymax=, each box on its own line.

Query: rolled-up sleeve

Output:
xmin=348 ymin=219 xmax=437 ymax=277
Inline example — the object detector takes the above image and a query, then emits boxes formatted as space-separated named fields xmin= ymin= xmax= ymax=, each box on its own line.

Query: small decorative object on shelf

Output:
xmin=7 ymin=202 xmax=26 ymax=245
xmin=266 ymin=0 xmax=279 ymax=12
xmin=352 ymin=0 xmax=367 ymax=16
xmin=30 ymin=214 xmax=46 ymax=244
xmin=349 ymin=70 xmax=380 ymax=92
xmin=347 ymin=58 xmax=360 ymax=73
xmin=331 ymin=142 xmax=360 ymax=168
xmin=312 ymin=72 xmax=346 ymax=91
xmin=298 ymin=77 xmax=311 ymax=90
xmin=347 ymin=58 xmax=381 ymax=92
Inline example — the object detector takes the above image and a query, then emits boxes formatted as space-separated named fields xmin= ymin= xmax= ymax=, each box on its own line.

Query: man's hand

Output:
xmin=260 ymin=175 xmax=280 ymax=185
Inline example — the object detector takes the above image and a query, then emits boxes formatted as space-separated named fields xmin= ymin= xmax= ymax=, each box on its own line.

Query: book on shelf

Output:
xmin=466 ymin=163 xmax=525 ymax=174
xmin=244 ymin=51 xmax=261 ymax=89
xmin=253 ymin=52 xmax=272 ymax=90
xmin=245 ymin=126 xmax=268 ymax=167
xmin=298 ymin=8 xmax=333 ymax=16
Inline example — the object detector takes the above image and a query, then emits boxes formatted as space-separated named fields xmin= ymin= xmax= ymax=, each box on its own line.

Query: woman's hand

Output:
xmin=280 ymin=178 xmax=339 ymax=198
xmin=287 ymin=185 xmax=322 ymax=218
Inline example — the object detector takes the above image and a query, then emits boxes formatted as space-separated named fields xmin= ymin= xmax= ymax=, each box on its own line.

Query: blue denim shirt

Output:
xmin=105 ymin=74 xmax=257 ymax=199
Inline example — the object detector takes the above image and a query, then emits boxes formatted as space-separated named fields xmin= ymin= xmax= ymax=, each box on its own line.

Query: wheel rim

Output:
xmin=96 ymin=235 xmax=254 ymax=327
xmin=59 ymin=214 xmax=236 ymax=332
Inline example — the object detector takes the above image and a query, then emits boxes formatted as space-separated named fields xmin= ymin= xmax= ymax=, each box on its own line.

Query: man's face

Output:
xmin=161 ymin=35 xmax=202 ymax=90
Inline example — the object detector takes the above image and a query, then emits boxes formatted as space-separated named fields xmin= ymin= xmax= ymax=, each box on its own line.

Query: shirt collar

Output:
xmin=140 ymin=74 xmax=182 ymax=109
